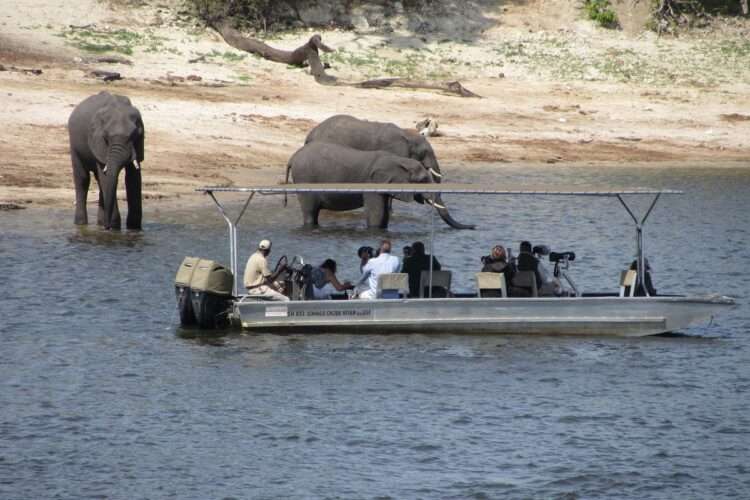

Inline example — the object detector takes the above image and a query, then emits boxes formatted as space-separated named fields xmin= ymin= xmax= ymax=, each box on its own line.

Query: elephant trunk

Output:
xmin=100 ymin=163 xmax=120 ymax=230
xmin=432 ymin=193 xmax=475 ymax=230
xmin=101 ymin=142 xmax=130 ymax=229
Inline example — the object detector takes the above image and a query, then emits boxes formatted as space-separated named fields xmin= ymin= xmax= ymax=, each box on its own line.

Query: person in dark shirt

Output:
xmin=629 ymin=258 xmax=657 ymax=296
xmin=357 ymin=245 xmax=374 ymax=273
xmin=515 ymin=240 xmax=543 ymax=291
xmin=403 ymin=245 xmax=413 ymax=260
xmin=480 ymin=245 xmax=514 ymax=287
xmin=401 ymin=241 xmax=441 ymax=298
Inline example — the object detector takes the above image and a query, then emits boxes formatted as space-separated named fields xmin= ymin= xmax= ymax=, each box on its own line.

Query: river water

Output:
xmin=1 ymin=165 xmax=749 ymax=499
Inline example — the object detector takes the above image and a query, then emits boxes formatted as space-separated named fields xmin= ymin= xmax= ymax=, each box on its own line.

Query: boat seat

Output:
xmin=511 ymin=271 xmax=538 ymax=297
xmin=475 ymin=272 xmax=507 ymax=298
xmin=619 ymin=270 xmax=637 ymax=297
xmin=376 ymin=273 xmax=409 ymax=299
xmin=419 ymin=270 xmax=452 ymax=298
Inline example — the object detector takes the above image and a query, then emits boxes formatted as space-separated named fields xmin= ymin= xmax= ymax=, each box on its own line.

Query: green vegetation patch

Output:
xmin=488 ymin=31 xmax=750 ymax=86
xmin=322 ymin=48 xmax=454 ymax=80
xmin=583 ymin=0 xmax=620 ymax=29
xmin=59 ymin=27 xmax=169 ymax=56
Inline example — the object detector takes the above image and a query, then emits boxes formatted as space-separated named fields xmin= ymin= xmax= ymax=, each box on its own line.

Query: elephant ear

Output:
xmin=135 ymin=112 xmax=145 ymax=162
xmin=88 ymin=107 xmax=109 ymax=165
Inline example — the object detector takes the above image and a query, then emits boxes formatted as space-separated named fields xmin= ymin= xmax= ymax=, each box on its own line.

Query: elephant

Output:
xmin=303 ymin=114 xmax=474 ymax=229
xmin=68 ymin=91 xmax=144 ymax=230
xmin=287 ymin=142 xmax=447 ymax=229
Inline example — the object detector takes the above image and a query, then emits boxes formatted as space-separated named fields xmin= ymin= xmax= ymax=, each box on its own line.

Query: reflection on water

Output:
xmin=67 ymin=225 xmax=147 ymax=247
xmin=1 ymin=165 xmax=749 ymax=499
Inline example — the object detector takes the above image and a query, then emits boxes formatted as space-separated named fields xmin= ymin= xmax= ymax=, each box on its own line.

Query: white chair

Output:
xmin=619 ymin=270 xmax=637 ymax=297
xmin=419 ymin=270 xmax=452 ymax=298
xmin=376 ymin=273 xmax=409 ymax=299
xmin=475 ymin=272 xmax=507 ymax=298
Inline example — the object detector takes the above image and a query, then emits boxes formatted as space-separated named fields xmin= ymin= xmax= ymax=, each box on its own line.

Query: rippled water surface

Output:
xmin=2 ymin=165 xmax=749 ymax=499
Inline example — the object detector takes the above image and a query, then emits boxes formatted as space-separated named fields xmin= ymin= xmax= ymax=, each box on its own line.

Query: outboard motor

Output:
xmin=175 ymin=256 xmax=199 ymax=326
xmin=175 ymin=258 xmax=234 ymax=329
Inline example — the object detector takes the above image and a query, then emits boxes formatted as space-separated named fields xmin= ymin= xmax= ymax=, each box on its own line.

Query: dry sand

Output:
xmin=1 ymin=0 xmax=748 ymax=212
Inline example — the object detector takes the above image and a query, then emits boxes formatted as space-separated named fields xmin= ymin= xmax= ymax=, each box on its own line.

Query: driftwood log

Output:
xmin=213 ymin=22 xmax=480 ymax=98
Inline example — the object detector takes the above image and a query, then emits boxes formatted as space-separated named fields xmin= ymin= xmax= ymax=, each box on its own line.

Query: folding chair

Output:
xmin=619 ymin=270 xmax=637 ymax=297
xmin=419 ymin=270 xmax=452 ymax=298
xmin=511 ymin=270 xmax=538 ymax=297
xmin=376 ymin=273 xmax=409 ymax=299
xmin=475 ymin=272 xmax=507 ymax=298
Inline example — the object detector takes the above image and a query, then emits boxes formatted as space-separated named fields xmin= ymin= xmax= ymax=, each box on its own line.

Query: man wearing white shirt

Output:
xmin=356 ymin=240 xmax=400 ymax=299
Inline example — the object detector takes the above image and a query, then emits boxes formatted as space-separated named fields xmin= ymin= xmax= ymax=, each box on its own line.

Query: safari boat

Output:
xmin=174 ymin=183 xmax=735 ymax=337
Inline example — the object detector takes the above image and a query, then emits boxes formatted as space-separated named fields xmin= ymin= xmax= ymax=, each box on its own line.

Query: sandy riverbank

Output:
xmin=1 ymin=0 xmax=748 ymax=212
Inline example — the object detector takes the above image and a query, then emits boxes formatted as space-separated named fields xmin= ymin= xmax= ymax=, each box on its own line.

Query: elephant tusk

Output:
xmin=429 ymin=168 xmax=442 ymax=179
xmin=102 ymin=164 xmax=108 ymax=174
xmin=133 ymin=159 xmax=140 ymax=170
xmin=424 ymin=198 xmax=446 ymax=210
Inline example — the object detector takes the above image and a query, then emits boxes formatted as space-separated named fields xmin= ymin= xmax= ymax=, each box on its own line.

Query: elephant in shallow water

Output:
xmin=304 ymin=114 xmax=473 ymax=229
xmin=287 ymin=142 xmax=444 ymax=229
xmin=68 ymin=91 xmax=144 ymax=230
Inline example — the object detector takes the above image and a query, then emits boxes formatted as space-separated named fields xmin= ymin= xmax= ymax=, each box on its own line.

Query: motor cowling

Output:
xmin=175 ymin=257 xmax=233 ymax=329
xmin=175 ymin=256 xmax=199 ymax=326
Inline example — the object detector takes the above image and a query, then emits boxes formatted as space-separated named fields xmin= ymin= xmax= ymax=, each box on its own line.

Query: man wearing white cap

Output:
xmin=243 ymin=239 xmax=289 ymax=301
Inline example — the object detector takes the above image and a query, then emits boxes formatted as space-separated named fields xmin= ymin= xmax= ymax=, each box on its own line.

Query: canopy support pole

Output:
xmin=206 ymin=191 xmax=255 ymax=297
xmin=616 ymin=193 xmax=660 ymax=297
xmin=429 ymin=207 xmax=435 ymax=298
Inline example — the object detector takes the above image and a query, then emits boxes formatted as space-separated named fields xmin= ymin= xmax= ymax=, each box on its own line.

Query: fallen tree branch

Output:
xmin=213 ymin=22 xmax=481 ymax=98
xmin=214 ymin=21 xmax=333 ymax=67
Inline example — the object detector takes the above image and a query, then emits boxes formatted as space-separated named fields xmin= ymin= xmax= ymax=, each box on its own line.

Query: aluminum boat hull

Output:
xmin=233 ymin=295 xmax=735 ymax=337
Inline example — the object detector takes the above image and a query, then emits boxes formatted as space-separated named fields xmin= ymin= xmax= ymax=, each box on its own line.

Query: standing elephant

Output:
xmin=287 ymin=142 xmax=441 ymax=229
xmin=303 ymin=114 xmax=473 ymax=229
xmin=68 ymin=91 xmax=144 ymax=230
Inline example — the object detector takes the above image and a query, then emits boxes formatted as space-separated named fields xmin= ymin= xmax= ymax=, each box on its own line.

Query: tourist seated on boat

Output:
xmin=311 ymin=259 xmax=354 ymax=299
xmin=355 ymin=240 xmax=401 ymax=299
xmin=512 ymin=241 xmax=563 ymax=297
xmin=512 ymin=240 xmax=543 ymax=296
xmin=403 ymin=245 xmax=413 ymax=261
xmin=402 ymin=241 xmax=442 ymax=298
xmin=357 ymin=245 xmax=374 ymax=273
xmin=627 ymin=258 xmax=657 ymax=296
xmin=480 ymin=245 xmax=514 ymax=287
xmin=243 ymin=239 xmax=289 ymax=301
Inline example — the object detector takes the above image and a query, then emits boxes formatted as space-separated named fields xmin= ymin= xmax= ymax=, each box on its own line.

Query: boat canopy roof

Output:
xmin=197 ymin=183 xmax=683 ymax=196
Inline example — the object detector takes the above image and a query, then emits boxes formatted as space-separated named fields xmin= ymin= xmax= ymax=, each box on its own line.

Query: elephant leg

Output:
xmin=94 ymin=170 xmax=106 ymax=226
xmin=364 ymin=194 xmax=389 ymax=229
xmin=125 ymin=165 xmax=142 ymax=230
xmin=108 ymin=174 xmax=122 ymax=230
xmin=298 ymin=194 xmax=320 ymax=227
xmin=72 ymin=155 xmax=89 ymax=225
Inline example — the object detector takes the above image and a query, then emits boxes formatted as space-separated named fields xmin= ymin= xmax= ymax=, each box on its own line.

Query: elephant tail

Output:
xmin=283 ymin=161 xmax=292 ymax=207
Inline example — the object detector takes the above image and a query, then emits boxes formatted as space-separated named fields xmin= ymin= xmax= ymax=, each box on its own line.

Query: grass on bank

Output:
xmin=58 ymin=26 xmax=172 ymax=55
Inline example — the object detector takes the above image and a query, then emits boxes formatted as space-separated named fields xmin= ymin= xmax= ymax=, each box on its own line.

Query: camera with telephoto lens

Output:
xmin=549 ymin=251 xmax=576 ymax=263
xmin=532 ymin=245 xmax=550 ymax=257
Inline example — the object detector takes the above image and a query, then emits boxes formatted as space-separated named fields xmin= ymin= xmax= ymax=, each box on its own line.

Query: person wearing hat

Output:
xmin=243 ymin=239 xmax=289 ymax=301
